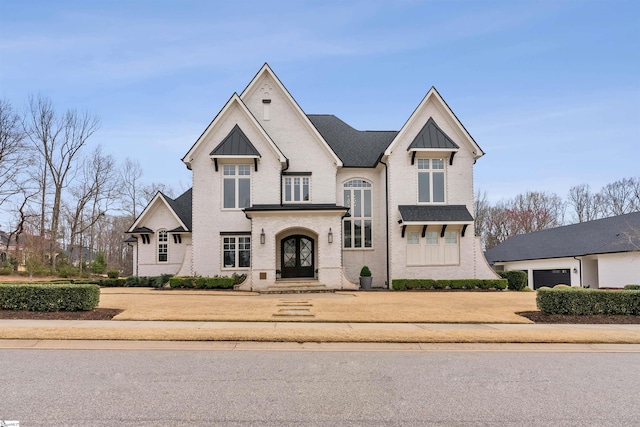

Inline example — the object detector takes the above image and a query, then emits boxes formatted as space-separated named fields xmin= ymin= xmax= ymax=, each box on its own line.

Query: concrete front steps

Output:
xmin=260 ymin=280 xmax=334 ymax=294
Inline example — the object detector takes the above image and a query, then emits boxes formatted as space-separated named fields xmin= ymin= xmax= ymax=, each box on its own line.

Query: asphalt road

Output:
xmin=1 ymin=348 xmax=638 ymax=426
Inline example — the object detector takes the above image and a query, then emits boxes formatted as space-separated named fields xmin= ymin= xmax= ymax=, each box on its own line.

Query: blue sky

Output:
xmin=1 ymin=0 xmax=638 ymax=203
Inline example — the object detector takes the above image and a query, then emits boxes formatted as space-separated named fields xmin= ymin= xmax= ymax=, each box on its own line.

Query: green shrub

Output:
xmin=624 ymin=284 xmax=640 ymax=290
xmin=107 ymin=270 xmax=119 ymax=279
xmin=0 ymin=283 xmax=99 ymax=311
xmin=91 ymin=252 xmax=107 ymax=274
xmin=498 ymin=271 xmax=528 ymax=291
xmin=55 ymin=265 xmax=78 ymax=278
xmin=169 ymin=276 xmax=235 ymax=289
xmin=168 ymin=276 xmax=195 ymax=288
xmin=392 ymin=278 xmax=507 ymax=291
xmin=537 ymin=288 xmax=640 ymax=315
xmin=360 ymin=266 xmax=372 ymax=277
xmin=232 ymin=273 xmax=247 ymax=286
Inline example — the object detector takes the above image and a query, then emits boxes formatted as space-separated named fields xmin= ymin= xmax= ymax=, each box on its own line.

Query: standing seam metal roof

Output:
xmin=407 ymin=117 xmax=459 ymax=151
xmin=210 ymin=124 xmax=261 ymax=157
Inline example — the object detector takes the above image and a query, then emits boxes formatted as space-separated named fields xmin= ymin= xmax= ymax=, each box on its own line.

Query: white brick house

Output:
xmin=127 ymin=64 xmax=497 ymax=290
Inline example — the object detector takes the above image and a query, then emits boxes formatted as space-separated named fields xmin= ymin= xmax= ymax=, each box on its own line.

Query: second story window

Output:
xmin=284 ymin=176 xmax=310 ymax=202
xmin=417 ymin=158 xmax=445 ymax=203
xmin=343 ymin=179 xmax=372 ymax=249
xmin=223 ymin=165 xmax=251 ymax=209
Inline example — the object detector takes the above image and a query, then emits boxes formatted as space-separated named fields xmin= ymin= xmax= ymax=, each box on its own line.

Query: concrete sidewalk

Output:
xmin=1 ymin=339 xmax=640 ymax=352
xmin=1 ymin=319 xmax=639 ymax=331
xmin=1 ymin=319 xmax=639 ymax=345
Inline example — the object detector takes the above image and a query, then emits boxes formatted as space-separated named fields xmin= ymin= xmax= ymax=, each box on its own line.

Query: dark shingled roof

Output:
xmin=407 ymin=117 xmax=459 ymax=151
xmin=484 ymin=212 xmax=640 ymax=264
xmin=165 ymin=188 xmax=192 ymax=231
xmin=210 ymin=124 xmax=261 ymax=157
xmin=307 ymin=115 xmax=397 ymax=167
xmin=130 ymin=227 xmax=153 ymax=233
xmin=399 ymin=205 xmax=474 ymax=223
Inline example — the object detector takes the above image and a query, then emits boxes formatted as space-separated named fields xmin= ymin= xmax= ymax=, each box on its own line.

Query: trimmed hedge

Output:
xmin=0 ymin=283 xmax=100 ymax=312
xmin=67 ymin=275 xmax=173 ymax=288
xmin=537 ymin=288 xmax=640 ymax=315
xmin=169 ymin=276 xmax=235 ymax=289
xmin=624 ymin=284 xmax=640 ymax=290
xmin=498 ymin=271 xmax=528 ymax=291
xmin=392 ymin=278 xmax=507 ymax=291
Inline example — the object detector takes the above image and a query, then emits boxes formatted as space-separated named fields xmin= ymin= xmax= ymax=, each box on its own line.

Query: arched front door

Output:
xmin=281 ymin=235 xmax=314 ymax=278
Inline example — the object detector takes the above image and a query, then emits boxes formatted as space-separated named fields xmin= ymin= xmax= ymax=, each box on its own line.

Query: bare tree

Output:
xmin=508 ymin=191 xmax=564 ymax=234
xmin=568 ymin=184 xmax=602 ymax=223
xmin=0 ymin=99 xmax=27 ymax=206
xmin=25 ymin=95 xmax=100 ymax=266
xmin=140 ymin=182 xmax=175 ymax=207
xmin=599 ymin=177 xmax=640 ymax=217
xmin=120 ymin=158 xmax=143 ymax=219
xmin=481 ymin=191 xmax=564 ymax=250
xmin=65 ymin=146 xmax=118 ymax=267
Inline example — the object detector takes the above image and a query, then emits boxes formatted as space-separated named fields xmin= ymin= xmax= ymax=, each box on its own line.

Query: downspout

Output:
xmin=280 ymin=159 xmax=290 ymax=206
xmin=380 ymin=159 xmax=391 ymax=289
xmin=573 ymin=256 xmax=583 ymax=287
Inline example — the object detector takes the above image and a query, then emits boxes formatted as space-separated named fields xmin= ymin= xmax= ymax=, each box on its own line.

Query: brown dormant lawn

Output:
xmin=2 ymin=287 xmax=640 ymax=343
xmin=99 ymin=288 xmax=537 ymax=323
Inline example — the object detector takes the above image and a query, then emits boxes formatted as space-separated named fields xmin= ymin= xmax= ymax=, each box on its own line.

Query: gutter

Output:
xmin=280 ymin=159 xmax=290 ymax=206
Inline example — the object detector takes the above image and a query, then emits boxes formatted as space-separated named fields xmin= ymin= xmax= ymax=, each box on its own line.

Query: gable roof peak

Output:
xmin=210 ymin=124 xmax=261 ymax=158
xmin=240 ymin=63 xmax=343 ymax=167
xmin=385 ymin=86 xmax=484 ymax=159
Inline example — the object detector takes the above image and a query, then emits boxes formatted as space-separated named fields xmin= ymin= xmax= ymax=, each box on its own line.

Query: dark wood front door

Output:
xmin=281 ymin=235 xmax=314 ymax=278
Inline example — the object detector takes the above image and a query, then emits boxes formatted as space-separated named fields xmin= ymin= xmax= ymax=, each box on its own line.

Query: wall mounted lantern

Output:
xmin=260 ymin=229 xmax=265 ymax=245
xmin=328 ymin=228 xmax=333 ymax=244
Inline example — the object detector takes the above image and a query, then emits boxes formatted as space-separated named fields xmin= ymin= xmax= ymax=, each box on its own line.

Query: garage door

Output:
xmin=533 ymin=269 xmax=571 ymax=290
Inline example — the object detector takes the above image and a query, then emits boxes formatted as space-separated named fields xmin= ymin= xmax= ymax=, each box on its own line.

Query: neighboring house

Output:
xmin=127 ymin=63 xmax=496 ymax=290
xmin=484 ymin=212 xmax=640 ymax=289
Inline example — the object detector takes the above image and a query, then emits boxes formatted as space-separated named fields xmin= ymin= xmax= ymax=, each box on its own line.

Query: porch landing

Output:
xmin=260 ymin=279 xmax=334 ymax=294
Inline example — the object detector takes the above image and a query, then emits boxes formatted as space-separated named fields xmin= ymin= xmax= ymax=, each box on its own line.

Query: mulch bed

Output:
xmin=518 ymin=311 xmax=640 ymax=324
xmin=0 ymin=308 xmax=122 ymax=320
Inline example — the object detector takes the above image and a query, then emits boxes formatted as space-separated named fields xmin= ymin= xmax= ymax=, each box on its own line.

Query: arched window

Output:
xmin=157 ymin=230 xmax=168 ymax=262
xmin=343 ymin=179 xmax=372 ymax=248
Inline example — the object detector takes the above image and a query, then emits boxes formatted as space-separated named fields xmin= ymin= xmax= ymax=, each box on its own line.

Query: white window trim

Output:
xmin=221 ymin=235 xmax=251 ymax=270
xmin=221 ymin=164 xmax=252 ymax=210
xmin=157 ymin=230 xmax=168 ymax=263
xmin=417 ymin=158 xmax=447 ymax=205
xmin=283 ymin=175 xmax=311 ymax=203
xmin=342 ymin=178 xmax=374 ymax=250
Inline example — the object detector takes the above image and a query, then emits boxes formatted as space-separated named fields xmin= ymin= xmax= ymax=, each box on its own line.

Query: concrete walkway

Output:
xmin=1 ymin=338 xmax=639 ymax=352
xmin=2 ymin=320 xmax=639 ymax=346
xmin=1 ymin=319 xmax=639 ymax=332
